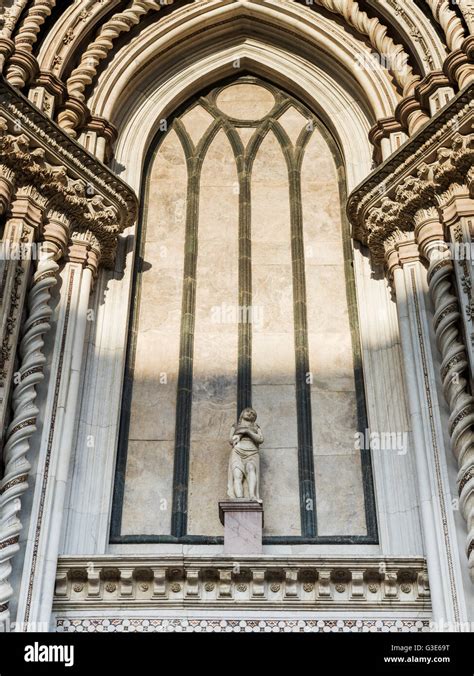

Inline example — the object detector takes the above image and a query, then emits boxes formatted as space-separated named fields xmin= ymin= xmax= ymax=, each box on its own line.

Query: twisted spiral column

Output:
xmin=0 ymin=245 xmax=59 ymax=626
xmin=458 ymin=1 xmax=474 ymax=35
xmin=424 ymin=0 xmax=466 ymax=51
xmin=0 ymin=0 xmax=30 ymax=72
xmin=313 ymin=0 xmax=420 ymax=95
xmin=58 ymin=0 xmax=169 ymax=136
xmin=0 ymin=1 xmax=30 ymax=40
xmin=5 ymin=0 xmax=57 ymax=87
xmin=422 ymin=233 xmax=474 ymax=581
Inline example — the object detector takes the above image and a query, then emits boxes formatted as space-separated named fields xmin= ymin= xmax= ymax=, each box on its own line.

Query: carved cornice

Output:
xmin=0 ymin=75 xmax=137 ymax=267
xmin=347 ymin=84 xmax=474 ymax=264
xmin=54 ymin=556 xmax=430 ymax=612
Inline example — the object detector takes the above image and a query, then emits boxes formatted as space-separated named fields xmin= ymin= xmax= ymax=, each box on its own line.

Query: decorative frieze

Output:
xmin=54 ymin=557 xmax=430 ymax=612
xmin=351 ymin=131 xmax=473 ymax=263
xmin=55 ymin=617 xmax=431 ymax=633
xmin=0 ymin=115 xmax=118 ymax=266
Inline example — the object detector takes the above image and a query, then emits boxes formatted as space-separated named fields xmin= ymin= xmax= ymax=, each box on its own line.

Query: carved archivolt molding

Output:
xmin=58 ymin=0 xmax=428 ymax=137
xmin=1 ymin=1 xmax=471 ymax=150
xmin=37 ymin=0 xmax=122 ymax=80
xmin=313 ymin=0 xmax=419 ymax=96
xmin=458 ymin=0 xmax=474 ymax=34
xmin=58 ymin=0 xmax=173 ymax=136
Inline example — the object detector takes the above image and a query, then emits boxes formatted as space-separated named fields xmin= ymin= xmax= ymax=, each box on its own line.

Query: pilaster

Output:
xmin=348 ymin=84 xmax=474 ymax=627
xmin=384 ymin=229 xmax=467 ymax=625
xmin=14 ymin=236 xmax=99 ymax=628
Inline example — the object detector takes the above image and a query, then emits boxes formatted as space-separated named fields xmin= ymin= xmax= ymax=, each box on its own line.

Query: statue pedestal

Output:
xmin=219 ymin=500 xmax=264 ymax=555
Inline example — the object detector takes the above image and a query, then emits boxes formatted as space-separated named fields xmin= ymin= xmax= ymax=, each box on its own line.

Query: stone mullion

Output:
xmin=171 ymin=154 xmax=200 ymax=539
xmin=288 ymin=165 xmax=317 ymax=538
xmin=237 ymin=171 xmax=252 ymax=414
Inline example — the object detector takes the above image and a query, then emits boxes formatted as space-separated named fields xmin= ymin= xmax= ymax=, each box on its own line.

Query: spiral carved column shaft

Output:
xmin=0 ymin=245 xmax=59 ymax=627
xmin=5 ymin=0 xmax=57 ymax=88
xmin=58 ymin=0 xmax=170 ymax=136
xmin=417 ymin=215 xmax=474 ymax=581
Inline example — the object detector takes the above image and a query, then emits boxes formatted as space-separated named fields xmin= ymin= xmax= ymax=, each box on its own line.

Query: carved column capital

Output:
xmin=68 ymin=230 xmax=101 ymax=279
xmin=436 ymin=184 xmax=473 ymax=228
xmin=9 ymin=188 xmax=45 ymax=231
xmin=413 ymin=207 xmax=445 ymax=263
xmin=384 ymin=230 xmax=419 ymax=283
xmin=43 ymin=209 xmax=71 ymax=261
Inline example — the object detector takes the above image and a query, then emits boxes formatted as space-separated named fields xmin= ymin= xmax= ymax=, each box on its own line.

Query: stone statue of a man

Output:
xmin=227 ymin=407 xmax=264 ymax=502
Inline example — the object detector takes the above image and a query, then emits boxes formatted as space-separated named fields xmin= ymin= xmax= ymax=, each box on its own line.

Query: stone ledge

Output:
xmin=54 ymin=556 xmax=430 ymax=612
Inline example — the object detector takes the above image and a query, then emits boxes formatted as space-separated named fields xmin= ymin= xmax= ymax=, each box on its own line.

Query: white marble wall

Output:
xmin=302 ymin=131 xmax=367 ymax=536
xmin=252 ymin=130 xmax=301 ymax=536
xmin=119 ymin=84 xmax=369 ymax=539
xmin=121 ymin=129 xmax=187 ymax=535
xmin=187 ymin=130 xmax=239 ymax=535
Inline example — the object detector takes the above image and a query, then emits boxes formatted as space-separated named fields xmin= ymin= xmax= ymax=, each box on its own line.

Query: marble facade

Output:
xmin=118 ymin=80 xmax=370 ymax=540
xmin=0 ymin=0 xmax=473 ymax=633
